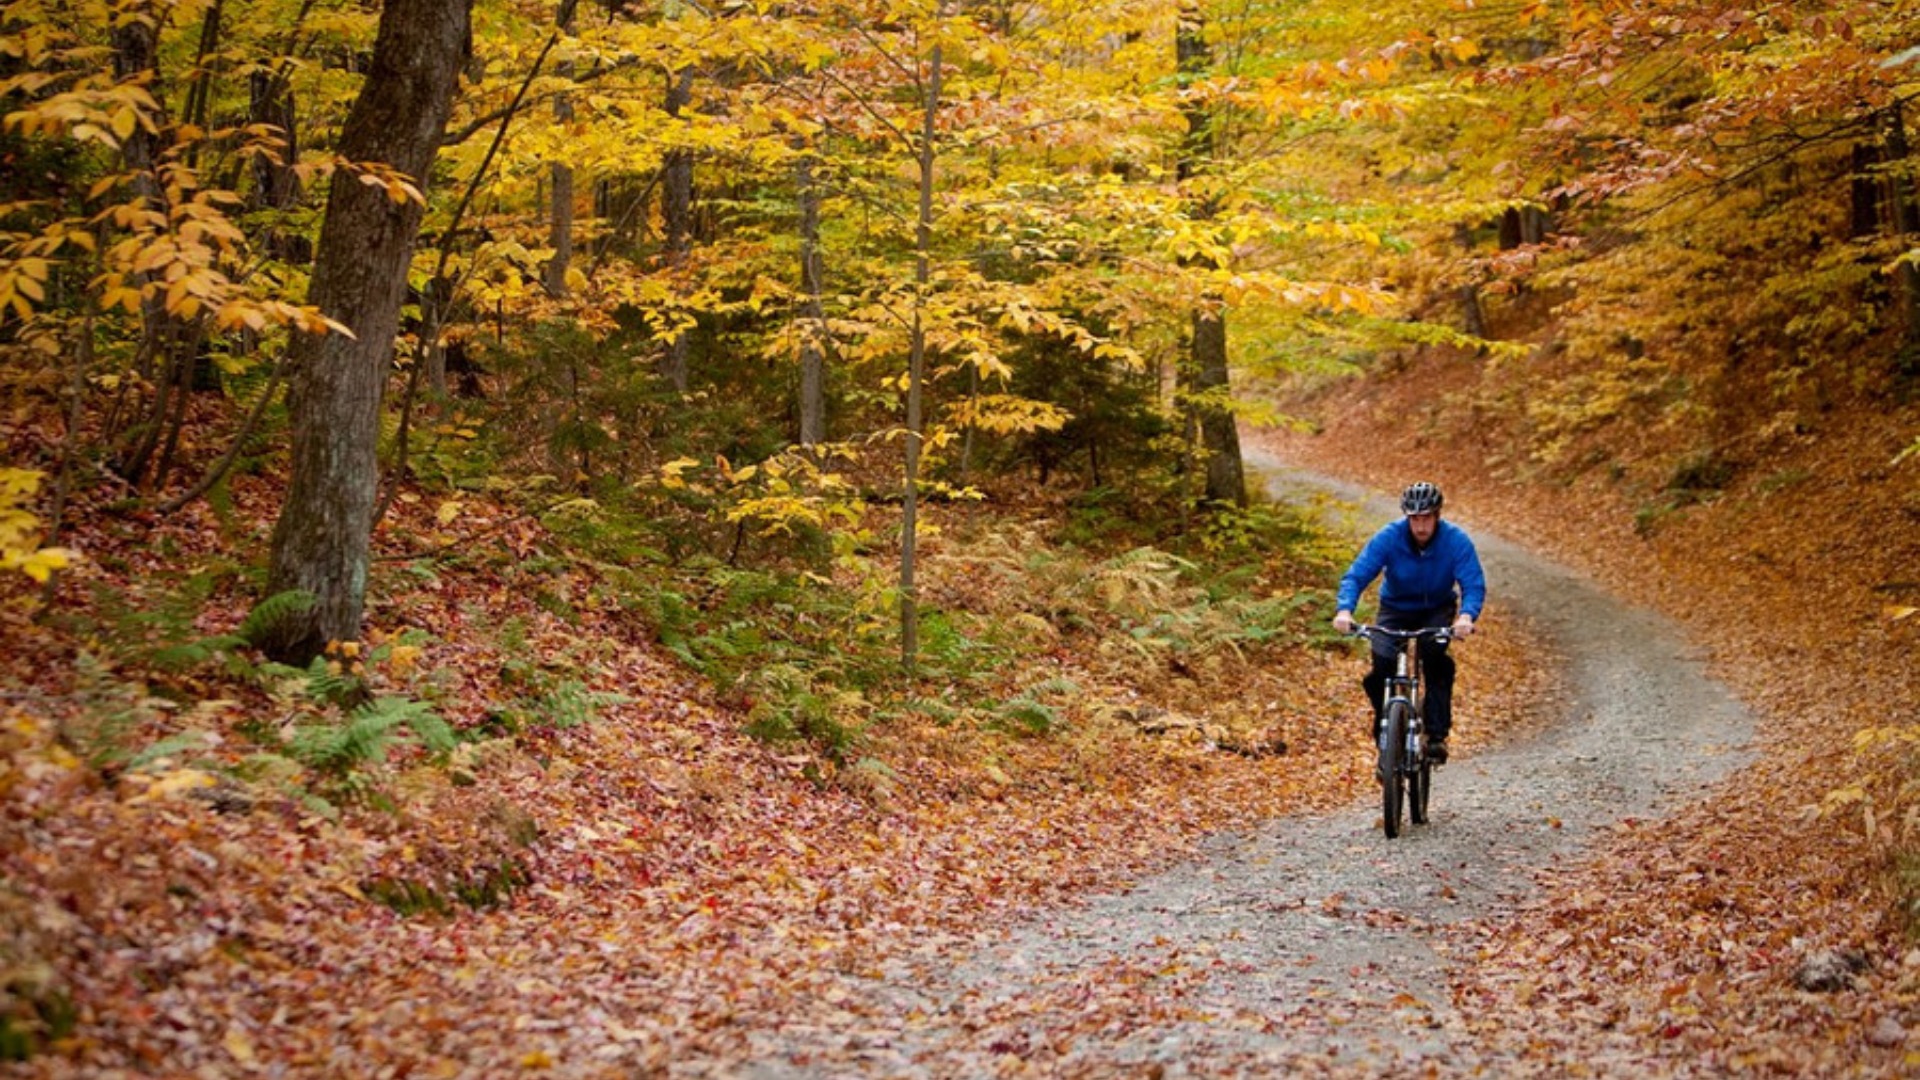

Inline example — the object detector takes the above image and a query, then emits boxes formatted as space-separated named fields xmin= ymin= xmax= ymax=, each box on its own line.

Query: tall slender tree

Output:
xmin=900 ymin=39 xmax=942 ymax=670
xmin=661 ymin=66 xmax=696 ymax=393
xmin=796 ymin=147 xmax=828 ymax=446
xmin=544 ymin=0 xmax=580 ymax=301
xmin=1177 ymin=0 xmax=1244 ymax=508
xmin=260 ymin=0 xmax=472 ymax=661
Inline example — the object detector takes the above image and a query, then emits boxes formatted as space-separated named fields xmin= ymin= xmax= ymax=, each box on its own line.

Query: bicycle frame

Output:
xmin=1382 ymin=634 xmax=1425 ymax=764
xmin=1353 ymin=624 xmax=1451 ymax=838
xmin=1356 ymin=625 xmax=1447 ymax=761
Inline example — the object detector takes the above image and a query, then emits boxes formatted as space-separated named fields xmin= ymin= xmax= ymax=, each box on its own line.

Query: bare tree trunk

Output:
xmin=1193 ymin=305 xmax=1244 ymax=507
xmin=901 ymin=43 xmax=941 ymax=672
xmin=661 ymin=67 xmax=695 ymax=393
xmin=958 ymin=362 xmax=978 ymax=480
xmin=260 ymin=0 xmax=471 ymax=662
xmin=1498 ymin=207 xmax=1521 ymax=250
xmin=1521 ymin=205 xmax=1550 ymax=244
xmin=180 ymin=0 xmax=223 ymax=173
xmin=797 ymin=151 xmax=827 ymax=446
xmin=1455 ymin=223 xmax=1489 ymax=338
xmin=151 ymin=333 xmax=201 ymax=490
xmin=1176 ymin=0 xmax=1244 ymax=509
xmin=543 ymin=0 xmax=579 ymax=299
xmin=1851 ymin=140 xmax=1884 ymax=239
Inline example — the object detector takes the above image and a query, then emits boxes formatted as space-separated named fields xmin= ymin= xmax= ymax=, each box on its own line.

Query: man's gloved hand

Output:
xmin=1451 ymin=613 xmax=1476 ymax=637
xmin=1333 ymin=611 xmax=1354 ymax=634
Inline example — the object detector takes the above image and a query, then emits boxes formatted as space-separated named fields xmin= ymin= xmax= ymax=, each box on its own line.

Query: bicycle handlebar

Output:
xmin=1348 ymin=624 xmax=1453 ymax=643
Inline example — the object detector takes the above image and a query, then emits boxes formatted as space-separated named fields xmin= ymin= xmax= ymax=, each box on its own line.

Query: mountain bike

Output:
xmin=1352 ymin=625 xmax=1452 ymax=839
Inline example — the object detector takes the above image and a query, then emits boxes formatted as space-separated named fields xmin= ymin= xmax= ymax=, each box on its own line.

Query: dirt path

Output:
xmin=717 ymin=458 xmax=1756 ymax=1077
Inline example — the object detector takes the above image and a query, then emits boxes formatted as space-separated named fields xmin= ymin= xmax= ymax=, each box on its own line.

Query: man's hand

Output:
xmin=1451 ymin=613 xmax=1476 ymax=637
xmin=1333 ymin=611 xmax=1354 ymax=634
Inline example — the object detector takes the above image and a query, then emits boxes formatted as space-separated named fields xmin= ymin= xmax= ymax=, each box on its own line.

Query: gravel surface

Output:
xmin=721 ymin=459 xmax=1756 ymax=1077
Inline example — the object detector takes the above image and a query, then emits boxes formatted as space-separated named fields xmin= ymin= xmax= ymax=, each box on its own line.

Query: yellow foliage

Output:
xmin=127 ymin=768 xmax=217 ymax=804
xmin=0 ymin=469 xmax=74 ymax=587
xmin=945 ymin=394 xmax=1070 ymax=436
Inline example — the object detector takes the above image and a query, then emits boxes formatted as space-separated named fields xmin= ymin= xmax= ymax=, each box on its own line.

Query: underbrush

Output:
xmin=6 ymin=461 xmax=1350 ymax=863
xmin=555 ymin=483 xmax=1346 ymax=765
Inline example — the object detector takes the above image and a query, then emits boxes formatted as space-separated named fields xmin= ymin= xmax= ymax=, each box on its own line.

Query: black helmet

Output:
xmin=1400 ymin=481 xmax=1443 ymax=515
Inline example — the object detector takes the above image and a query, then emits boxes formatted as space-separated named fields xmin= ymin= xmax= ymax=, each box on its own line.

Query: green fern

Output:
xmin=539 ymin=680 xmax=630 ymax=730
xmin=125 ymin=732 xmax=214 ymax=771
xmin=1026 ymin=675 xmax=1081 ymax=698
xmin=237 ymin=590 xmax=316 ymax=647
xmin=994 ymin=697 xmax=1060 ymax=738
xmin=257 ymin=656 xmax=363 ymax=708
xmin=289 ymin=696 xmax=447 ymax=775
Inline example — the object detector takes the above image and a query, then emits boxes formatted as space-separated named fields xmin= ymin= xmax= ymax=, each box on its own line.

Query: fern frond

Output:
xmin=540 ymin=681 xmax=630 ymax=730
xmin=395 ymin=700 xmax=456 ymax=752
xmin=126 ymin=732 xmax=215 ymax=770
xmin=289 ymin=711 xmax=400 ymax=775
xmin=288 ymin=696 xmax=438 ymax=774
xmin=299 ymin=656 xmax=361 ymax=705
xmin=1027 ymin=675 xmax=1081 ymax=698
xmin=238 ymin=590 xmax=316 ymax=646
xmin=995 ymin=697 xmax=1059 ymax=737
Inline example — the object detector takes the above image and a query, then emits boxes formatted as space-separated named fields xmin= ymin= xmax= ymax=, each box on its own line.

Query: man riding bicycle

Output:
xmin=1331 ymin=482 xmax=1486 ymax=764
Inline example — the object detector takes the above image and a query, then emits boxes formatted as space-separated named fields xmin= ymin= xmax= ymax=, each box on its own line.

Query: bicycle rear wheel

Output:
xmin=1380 ymin=700 xmax=1410 ymax=839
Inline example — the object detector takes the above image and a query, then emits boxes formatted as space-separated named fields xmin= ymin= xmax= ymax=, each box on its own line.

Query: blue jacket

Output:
xmin=1337 ymin=518 xmax=1486 ymax=618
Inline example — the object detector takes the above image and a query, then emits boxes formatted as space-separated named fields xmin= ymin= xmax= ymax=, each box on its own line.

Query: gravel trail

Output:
xmin=721 ymin=459 xmax=1755 ymax=1077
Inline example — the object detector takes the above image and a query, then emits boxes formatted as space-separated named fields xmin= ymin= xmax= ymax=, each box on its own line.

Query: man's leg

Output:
xmin=1423 ymin=644 xmax=1455 ymax=743
xmin=1395 ymin=604 xmax=1456 ymax=745
xmin=1362 ymin=641 xmax=1395 ymax=737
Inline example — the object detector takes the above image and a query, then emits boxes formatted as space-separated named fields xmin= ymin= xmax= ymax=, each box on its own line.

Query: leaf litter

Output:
xmin=5 ymin=368 xmax=1915 ymax=1074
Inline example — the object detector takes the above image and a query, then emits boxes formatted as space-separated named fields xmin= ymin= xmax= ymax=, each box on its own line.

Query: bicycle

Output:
xmin=1351 ymin=625 xmax=1452 ymax=839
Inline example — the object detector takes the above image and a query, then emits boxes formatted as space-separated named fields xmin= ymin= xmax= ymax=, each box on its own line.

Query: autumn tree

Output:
xmin=1 ymin=0 xmax=355 ymax=517
xmin=1176 ymin=0 xmax=1243 ymax=508
xmin=259 ymin=0 xmax=472 ymax=661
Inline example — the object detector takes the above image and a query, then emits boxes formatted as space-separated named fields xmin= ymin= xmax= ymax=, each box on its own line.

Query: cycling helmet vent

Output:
xmin=1400 ymin=481 xmax=1443 ymax=515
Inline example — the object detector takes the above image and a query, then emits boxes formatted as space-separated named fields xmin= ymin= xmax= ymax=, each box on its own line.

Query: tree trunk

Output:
xmin=1176 ymin=0 xmax=1244 ymax=509
xmin=543 ymin=0 xmax=579 ymax=299
xmin=1521 ymin=205 xmax=1550 ymax=244
xmin=1498 ymin=207 xmax=1521 ymax=250
xmin=1455 ymin=223 xmax=1488 ymax=338
xmin=248 ymin=70 xmax=302 ymax=213
xmin=797 ymin=152 xmax=827 ymax=446
xmin=260 ymin=0 xmax=471 ymax=662
xmin=107 ymin=14 xmax=178 ymax=489
xmin=901 ymin=43 xmax=941 ymax=672
xmin=1851 ymin=140 xmax=1883 ymax=240
xmin=661 ymin=67 xmax=695 ymax=393
xmin=1193 ymin=305 xmax=1244 ymax=506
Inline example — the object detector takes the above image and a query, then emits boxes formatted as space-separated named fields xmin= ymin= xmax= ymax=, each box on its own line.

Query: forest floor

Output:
xmin=695 ymin=458 xmax=1762 ymax=1077
xmin=1 ymin=446 xmax=1546 ymax=1077
xmin=3 ymin=345 xmax=1918 ymax=1077
xmin=1253 ymin=342 xmax=1920 ymax=1075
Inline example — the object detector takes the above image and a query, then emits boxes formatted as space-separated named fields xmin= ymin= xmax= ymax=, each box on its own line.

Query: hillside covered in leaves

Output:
xmin=3 ymin=0 xmax=1919 ymax=1073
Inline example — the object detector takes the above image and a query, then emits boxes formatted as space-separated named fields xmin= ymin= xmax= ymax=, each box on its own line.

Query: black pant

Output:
xmin=1362 ymin=604 xmax=1457 ymax=743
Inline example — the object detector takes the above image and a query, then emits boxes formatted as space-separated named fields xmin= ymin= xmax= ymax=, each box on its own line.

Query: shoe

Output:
xmin=1428 ymin=739 xmax=1448 ymax=764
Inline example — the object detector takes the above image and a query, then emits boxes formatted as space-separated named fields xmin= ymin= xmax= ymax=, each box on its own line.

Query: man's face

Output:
xmin=1407 ymin=511 xmax=1438 ymax=546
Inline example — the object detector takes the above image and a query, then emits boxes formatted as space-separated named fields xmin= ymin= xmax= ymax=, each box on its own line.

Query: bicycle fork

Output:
xmin=1377 ymin=644 xmax=1424 ymax=771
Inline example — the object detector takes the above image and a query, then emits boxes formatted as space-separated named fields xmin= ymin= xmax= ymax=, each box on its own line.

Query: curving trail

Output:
xmin=722 ymin=457 xmax=1755 ymax=1077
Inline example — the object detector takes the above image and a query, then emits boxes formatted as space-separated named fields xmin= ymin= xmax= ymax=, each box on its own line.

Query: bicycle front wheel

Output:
xmin=1410 ymin=753 xmax=1430 ymax=826
xmin=1380 ymin=700 xmax=1411 ymax=839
